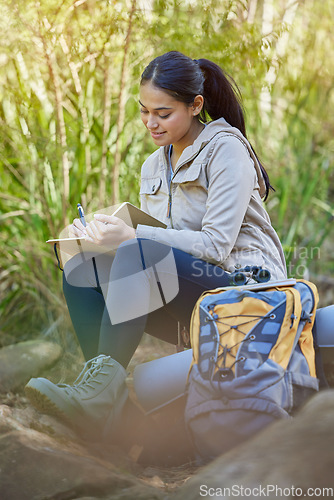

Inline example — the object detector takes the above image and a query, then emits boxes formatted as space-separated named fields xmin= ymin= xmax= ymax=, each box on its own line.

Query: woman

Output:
xmin=25 ymin=51 xmax=287 ymax=437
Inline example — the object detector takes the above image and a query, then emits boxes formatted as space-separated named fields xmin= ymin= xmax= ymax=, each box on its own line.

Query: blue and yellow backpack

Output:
xmin=185 ymin=280 xmax=319 ymax=462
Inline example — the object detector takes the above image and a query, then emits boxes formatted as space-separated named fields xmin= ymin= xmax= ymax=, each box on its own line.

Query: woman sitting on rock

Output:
xmin=25 ymin=51 xmax=287 ymax=437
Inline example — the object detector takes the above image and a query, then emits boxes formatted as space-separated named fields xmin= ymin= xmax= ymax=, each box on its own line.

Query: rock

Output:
xmin=0 ymin=404 xmax=164 ymax=500
xmin=173 ymin=390 xmax=334 ymax=500
xmin=0 ymin=340 xmax=62 ymax=393
xmin=3 ymin=383 xmax=334 ymax=499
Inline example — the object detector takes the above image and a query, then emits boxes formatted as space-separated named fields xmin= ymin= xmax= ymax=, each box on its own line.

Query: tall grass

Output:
xmin=0 ymin=0 xmax=333 ymax=345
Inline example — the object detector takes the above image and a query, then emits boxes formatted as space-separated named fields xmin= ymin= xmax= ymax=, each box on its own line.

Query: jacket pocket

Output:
xmin=140 ymin=176 xmax=162 ymax=195
xmin=172 ymin=163 xmax=205 ymax=185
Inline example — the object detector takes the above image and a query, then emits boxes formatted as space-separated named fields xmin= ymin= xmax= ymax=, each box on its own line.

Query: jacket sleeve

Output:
xmin=135 ymin=136 xmax=258 ymax=265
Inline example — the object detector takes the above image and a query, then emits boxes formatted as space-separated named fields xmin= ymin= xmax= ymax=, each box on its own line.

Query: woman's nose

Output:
xmin=147 ymin=115 xmax=158 ymax=130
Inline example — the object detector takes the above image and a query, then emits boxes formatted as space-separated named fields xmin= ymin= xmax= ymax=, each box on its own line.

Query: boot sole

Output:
xmin=24 ymin=385 xmax=71 ymax=425
xmin=25 ymin=383 xmax=128 ymax=441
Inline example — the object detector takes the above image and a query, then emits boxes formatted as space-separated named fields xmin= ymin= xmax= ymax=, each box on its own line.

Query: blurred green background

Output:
xmin=0 ymin=0 xmax=333 ymax=350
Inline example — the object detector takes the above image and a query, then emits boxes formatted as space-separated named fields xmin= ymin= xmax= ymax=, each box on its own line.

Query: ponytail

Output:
xmin=141 ymin=52 xmax=273 ymax=200
xmin=196 ymin=59 xmax=245 ymax=131
xmin=197 ymin=58 xmax=273 ymax=200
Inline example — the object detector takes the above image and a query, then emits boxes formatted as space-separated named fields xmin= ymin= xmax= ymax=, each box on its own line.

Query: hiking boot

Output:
xmin=25 ymin=355 xmax=128 ymax=439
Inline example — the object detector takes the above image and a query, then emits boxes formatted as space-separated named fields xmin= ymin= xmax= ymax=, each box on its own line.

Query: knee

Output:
xmin=111 ymin=239 xmax=145 ymax=278
xmin=112 ymin=238 xmax=173 ymax=279
xmin=114 ymin=238 xmax=142 ymax=260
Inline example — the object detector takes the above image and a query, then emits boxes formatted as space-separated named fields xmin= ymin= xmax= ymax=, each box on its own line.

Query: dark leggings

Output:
xmin=63 ymin=238 xmax=230 ymax=368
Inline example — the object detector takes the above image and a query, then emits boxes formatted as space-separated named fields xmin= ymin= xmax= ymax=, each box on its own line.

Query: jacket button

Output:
xmin=152 ymin=185 xmax=155 ymax=191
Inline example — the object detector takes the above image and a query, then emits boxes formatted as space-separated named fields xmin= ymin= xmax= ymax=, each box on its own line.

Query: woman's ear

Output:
xmin=192 ymin=94 xmax=204 ymax=116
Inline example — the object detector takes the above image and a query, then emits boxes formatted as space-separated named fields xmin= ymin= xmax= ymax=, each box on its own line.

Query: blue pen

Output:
xmin=77 ymin=203 xmax=100 ymax=287
xmin=77 ymin=203 xmax=86 ymax=227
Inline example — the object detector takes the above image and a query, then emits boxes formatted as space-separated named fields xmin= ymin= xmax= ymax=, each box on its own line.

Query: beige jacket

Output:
xmin=136 ymin=118 xmax=287 ymax=281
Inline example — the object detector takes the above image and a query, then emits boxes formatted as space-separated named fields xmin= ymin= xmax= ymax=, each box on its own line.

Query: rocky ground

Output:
xmin=0 ymin=336 xmax=199 ymax=499
xmin=0 ymin=398 xmax=197 ymax=499
xmin=1 ymin=336 xmax=334 ymax=499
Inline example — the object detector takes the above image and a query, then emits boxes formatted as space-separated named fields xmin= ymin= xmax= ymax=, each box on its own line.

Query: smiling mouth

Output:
xmin=150 ymin=131 xmax=166 ymax=138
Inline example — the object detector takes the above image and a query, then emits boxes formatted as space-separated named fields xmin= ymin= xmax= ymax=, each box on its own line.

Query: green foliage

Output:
xmin=261 ymin=0 xmax=334 ymax=278
xmin=0 ymin=0 xmax=333 ymax=343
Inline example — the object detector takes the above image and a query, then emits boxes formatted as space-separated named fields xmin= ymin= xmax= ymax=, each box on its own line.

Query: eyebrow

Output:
xmin=138 ymin=100 xmax=173 ymax=111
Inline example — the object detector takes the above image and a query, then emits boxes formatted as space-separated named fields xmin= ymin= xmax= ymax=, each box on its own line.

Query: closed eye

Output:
xmin=140 ymin=109 xmax=171 ymax=119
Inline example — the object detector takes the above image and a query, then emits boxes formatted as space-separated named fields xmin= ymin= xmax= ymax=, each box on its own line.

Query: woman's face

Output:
xmin=139 ymin=82 xmax=203 ymax=152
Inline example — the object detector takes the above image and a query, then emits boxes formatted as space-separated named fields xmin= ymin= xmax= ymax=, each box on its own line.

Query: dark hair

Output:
xmin=141 ymin=51 xmax=273 ymax=200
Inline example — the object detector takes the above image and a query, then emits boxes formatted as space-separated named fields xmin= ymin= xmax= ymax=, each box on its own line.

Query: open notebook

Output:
xmin=47 ymin=202 xmax=166 ymax=268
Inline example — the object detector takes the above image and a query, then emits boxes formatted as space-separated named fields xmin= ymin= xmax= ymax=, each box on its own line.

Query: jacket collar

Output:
xmin=159 ymin=118 xmax=266 ymax=198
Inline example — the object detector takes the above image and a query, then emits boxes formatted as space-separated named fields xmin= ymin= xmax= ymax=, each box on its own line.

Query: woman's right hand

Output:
xmin=69 ymin=218 xmax=87 ymax=238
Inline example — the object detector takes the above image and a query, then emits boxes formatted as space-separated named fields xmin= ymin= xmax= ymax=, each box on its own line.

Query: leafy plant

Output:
xmin=0 ymin=0 xmax=333 ymax=345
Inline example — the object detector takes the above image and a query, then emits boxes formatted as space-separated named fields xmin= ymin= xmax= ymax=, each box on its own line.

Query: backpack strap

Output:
xmin=236 ymin=294 xmax=287 ymax=377
xmin=267 ymin=281 xmax=317 ymax=377
xmin=294 ymin=280 xmax=318 ymax=377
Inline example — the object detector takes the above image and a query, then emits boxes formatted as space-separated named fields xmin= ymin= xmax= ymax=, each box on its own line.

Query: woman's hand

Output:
xmin=69 ymin=218 xmax=87 ymax=238
xmin=84 ymin=213 xmax=136 ymax=247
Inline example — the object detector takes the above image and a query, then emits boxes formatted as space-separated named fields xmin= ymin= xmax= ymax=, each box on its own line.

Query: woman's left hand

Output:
xmin=85 ymin=213 xmax=136 ymax=247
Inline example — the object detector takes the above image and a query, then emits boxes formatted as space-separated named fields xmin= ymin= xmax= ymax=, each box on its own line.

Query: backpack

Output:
xmin=184 ymin=279 xmax=319 ymax=462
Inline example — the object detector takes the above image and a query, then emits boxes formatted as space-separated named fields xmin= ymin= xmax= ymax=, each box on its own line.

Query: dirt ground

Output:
xmin=4 ymin=329 xmax=334 ymax=496
xmin=2 ymin=334 xmax=200 ymax=495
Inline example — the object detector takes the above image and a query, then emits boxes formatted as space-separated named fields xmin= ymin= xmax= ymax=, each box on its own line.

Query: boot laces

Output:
xmin=58 ymin=355 xmax=115 ymax=396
